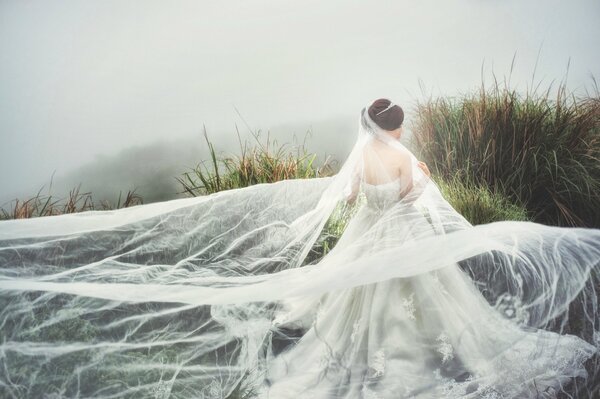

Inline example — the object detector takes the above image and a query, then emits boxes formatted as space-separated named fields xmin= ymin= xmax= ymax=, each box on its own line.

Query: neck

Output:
xmin=374 ymin=131 xmax=400 ymax=146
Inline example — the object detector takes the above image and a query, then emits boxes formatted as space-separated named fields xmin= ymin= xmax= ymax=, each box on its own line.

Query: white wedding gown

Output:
xmin=262 ymin=177 xmax=597 ymax=398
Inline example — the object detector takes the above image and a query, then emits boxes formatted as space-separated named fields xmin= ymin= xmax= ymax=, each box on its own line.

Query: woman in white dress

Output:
xmin=262 ymin=99 xmax=598 ymax=398
xmin=0 ymin=98 xmax=598 ymax=399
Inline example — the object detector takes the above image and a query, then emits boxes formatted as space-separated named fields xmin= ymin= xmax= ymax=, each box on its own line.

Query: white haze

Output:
xmin=0 ymin=0 xmax=598 ymax=207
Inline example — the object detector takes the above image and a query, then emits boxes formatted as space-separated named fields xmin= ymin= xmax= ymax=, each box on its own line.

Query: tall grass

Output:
xmin=176 ymin=126 xmax=334 ymax=196
xmin=412 ymin=73 xmax=600 ymax=227
xmin=434 ymin=173 xmax=529 ymax=225
xmin=0 ymin=182 xmax=143 ymax=220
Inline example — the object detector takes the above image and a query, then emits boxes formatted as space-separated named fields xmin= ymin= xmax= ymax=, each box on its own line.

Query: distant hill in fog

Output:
xmin=0 ymin=116 xmax=357 ymax=208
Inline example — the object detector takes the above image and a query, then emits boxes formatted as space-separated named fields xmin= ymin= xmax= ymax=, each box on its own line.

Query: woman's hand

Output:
xmin=417 ymin=161 xmax=431 ymax=177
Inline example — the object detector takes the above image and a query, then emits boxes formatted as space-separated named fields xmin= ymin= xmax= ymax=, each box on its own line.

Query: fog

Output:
xmin=1 ymin=0 xmax=598 ymax=207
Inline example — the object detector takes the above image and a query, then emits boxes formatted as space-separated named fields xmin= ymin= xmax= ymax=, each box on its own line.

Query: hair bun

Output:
xmin=367 ymin=98 xmax=404 ymax=131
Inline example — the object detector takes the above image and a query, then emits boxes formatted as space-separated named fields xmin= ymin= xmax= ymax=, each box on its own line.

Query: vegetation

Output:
xmin=434 ymin=172 xmax=529 ymax=225
xmin=0 ymin=182 xmax=143 ymax=220
xmin=303 ymin=196 xmax=365 ymax=266
xmin=176 ymin=127 xmax=335 ymax=196
xmin=411 ymin=73 xmax=600 ymax=228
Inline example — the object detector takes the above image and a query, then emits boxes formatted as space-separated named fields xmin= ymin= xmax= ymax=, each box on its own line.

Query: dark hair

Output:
xmin=367 ymin=98 xmax=404 ymax=131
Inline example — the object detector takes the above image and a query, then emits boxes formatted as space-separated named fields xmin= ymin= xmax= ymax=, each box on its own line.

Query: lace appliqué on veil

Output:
xmin=151 ymin=380 xmax=173 ymax=399
xmin=402 ymin=293 xmax=417 ymax=321
xmin=368 ymin=349 xmax=386 ymax=379
xmin=494 ymin=292 xmax=530 ymax=326
xmin=436 ymin=332 xmax=454 ymax=363
xmin=350 ymin=318 xmax=362 ymax=343
xmin=429 ymin=334 xmax=596 ymax=399
xmin=432 ymin=369 xmax=502 ymax=399
xmin=199 ymin=378 xmax=222 ymax=399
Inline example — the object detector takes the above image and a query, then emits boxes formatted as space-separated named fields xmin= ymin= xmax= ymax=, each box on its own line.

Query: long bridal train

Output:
xmin=0 ymin=109 xmax=599 ymax=398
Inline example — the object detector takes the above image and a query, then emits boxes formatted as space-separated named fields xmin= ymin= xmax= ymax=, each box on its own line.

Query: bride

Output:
xmin=261 ymin=99 xmax=599 ymax=398
xmin=0 ymin=98 xmax=599 ymax=399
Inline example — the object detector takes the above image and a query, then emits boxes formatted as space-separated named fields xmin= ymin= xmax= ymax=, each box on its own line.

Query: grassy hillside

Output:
xmin=411 ymin=76 xmax=600 ymax=228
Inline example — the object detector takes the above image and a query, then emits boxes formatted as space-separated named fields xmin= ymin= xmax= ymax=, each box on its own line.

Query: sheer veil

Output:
xmin=0 ymin=103 xmax=599 ymax=398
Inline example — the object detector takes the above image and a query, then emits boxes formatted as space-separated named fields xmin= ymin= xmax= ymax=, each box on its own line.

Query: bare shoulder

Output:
xmin=391 ymin=148 xmax=413 ymax=181
xmin=392 ymin=146 xmax=412 ymax=167
xmin=363 ymin=140 xmax=412 ymax=175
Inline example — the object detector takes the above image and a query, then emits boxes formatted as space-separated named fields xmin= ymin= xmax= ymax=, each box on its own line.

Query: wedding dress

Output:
xmin=263 ymin=176 xmax=596 ymax=398
xmin=0 ymin=105 xmax=599 ymax=399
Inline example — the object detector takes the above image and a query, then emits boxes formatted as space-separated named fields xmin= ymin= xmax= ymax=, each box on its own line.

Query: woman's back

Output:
xmin=362 ymin=138 xmax=413 ymax=188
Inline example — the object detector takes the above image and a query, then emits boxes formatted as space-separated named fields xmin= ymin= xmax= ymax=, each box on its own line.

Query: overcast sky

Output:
xmin=1 ymin=0 xmax=599 ymax=206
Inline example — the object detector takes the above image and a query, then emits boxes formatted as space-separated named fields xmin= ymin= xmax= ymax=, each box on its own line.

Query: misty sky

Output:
xmin=1 ymin=0 xmax=599 ymax=206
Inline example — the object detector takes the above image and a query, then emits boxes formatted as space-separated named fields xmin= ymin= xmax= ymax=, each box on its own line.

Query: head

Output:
xmin=367 ymin=98 xmax=404 ymax=139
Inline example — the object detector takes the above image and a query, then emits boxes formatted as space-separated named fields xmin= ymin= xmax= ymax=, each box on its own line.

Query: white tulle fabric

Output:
xmin=0 ymin=106 xmax=599 ymax=398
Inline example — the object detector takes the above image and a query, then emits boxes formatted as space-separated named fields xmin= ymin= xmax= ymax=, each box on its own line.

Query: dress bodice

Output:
xmin=362 ymin=178 xmax=404 ymax=212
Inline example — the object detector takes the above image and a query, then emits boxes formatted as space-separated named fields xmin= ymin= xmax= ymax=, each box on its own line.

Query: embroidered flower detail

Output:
xmin=369 ymin=349 xmax=386 ymax=378
xmin=494 ymin=293 xmax=530 ymax=325
xmin=432 ymin=368 xmax=472 ymax=397
xmin=402 ymin=293 xmax=416 ymax=320
xmin=436 ymin=332 xmax=454 ymax=363
xmin=478 ymin=387 xmax=502 ymax=399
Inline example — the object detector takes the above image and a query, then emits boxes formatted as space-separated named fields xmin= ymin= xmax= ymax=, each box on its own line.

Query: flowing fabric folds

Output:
xmin=0 ymin=110 xmax=599 ymax=398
